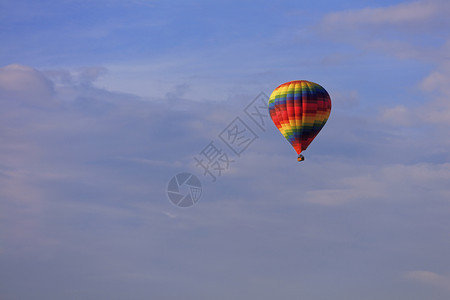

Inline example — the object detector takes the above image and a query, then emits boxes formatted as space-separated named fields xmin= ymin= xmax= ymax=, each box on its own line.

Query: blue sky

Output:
xmin=1 ymin=0 xmax=450 ymax=299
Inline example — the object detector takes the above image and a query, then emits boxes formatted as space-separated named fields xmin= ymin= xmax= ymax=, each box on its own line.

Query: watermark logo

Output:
xmin=219 ymin=116 xmax=258 ymax=157
xmin=166 ymin=92 xmax=269 ymax=207
xmin=167 ymin=172 xmax=202 ymax=208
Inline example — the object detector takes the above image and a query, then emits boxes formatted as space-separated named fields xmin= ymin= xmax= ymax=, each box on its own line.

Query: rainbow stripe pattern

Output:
xmin=268 ymin=80 xmax=331 ymax=156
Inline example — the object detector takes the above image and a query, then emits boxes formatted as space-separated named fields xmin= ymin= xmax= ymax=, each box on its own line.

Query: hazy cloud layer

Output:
xmin=1 ymin=62 xmax=449 ymax=299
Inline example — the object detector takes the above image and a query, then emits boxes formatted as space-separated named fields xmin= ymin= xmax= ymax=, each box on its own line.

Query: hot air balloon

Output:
xmin=268 ymin=80 xmax=331 ymax=162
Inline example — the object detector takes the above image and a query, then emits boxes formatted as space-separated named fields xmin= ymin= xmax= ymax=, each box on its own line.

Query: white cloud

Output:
xmin=318 ymin=0 xmax=450 ymax=60
xmin=405 ymin=270 xmax=450 ymax=292
xmin=420 ymin=60 xmax=450 ymax=97
xmin=420 ymin=66 xmax=450 ymax=124
xmin=322 ymin=1 xmax=439 ymax=27
xmin=382 ymin=61 xmax=450 ymax=126
xmin=380 ymin=105 xmax=413 ymax=126
xmin=0 ymin=64 xmax=55 ymax=105
xmin=44 ymin=66 xmax=108 ymax=87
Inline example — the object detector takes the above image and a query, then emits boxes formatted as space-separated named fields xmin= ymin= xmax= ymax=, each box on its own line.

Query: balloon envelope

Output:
xmin=268 ymin=80 xmax=331 ymax=158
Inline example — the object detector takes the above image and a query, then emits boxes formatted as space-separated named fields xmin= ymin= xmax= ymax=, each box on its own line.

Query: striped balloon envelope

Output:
xmin=268 ymin=80 xmax=331 ymax=161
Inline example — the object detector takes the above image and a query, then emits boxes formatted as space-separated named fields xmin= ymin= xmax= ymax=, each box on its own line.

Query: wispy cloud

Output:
xmin=0 ymin=64 xmax=55 ymax=104
xmin=318 ymin=0 xmax=450 ymax=60
xmin=381 ymin=60 xmax=450 ymax=126
xmin=405 ymin=270 xmax=450 ymax=292
xmin=322 ymin=1 xmax=439 ymax=26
